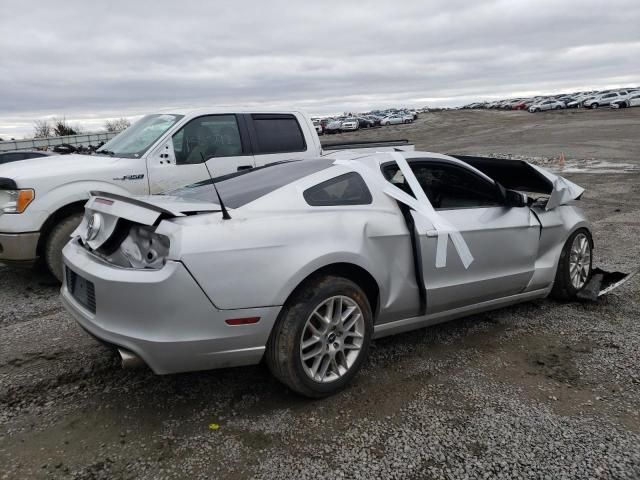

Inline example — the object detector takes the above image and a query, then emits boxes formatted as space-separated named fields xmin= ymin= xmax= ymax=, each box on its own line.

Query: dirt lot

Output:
xmin=1 ymin=108 xmax=639 ymax=479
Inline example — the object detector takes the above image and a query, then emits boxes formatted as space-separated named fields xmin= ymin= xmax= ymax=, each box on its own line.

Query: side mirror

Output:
xmin=505 ymin=189 xmax=527 ymax=208
xmin=496 ymin=182 xmax=527 ymax=208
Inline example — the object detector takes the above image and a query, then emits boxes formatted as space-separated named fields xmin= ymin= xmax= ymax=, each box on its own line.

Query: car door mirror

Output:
xmin=505 ymin=189 xmax=527 ymax=207
xmin=495 ymin=182 xmax=527 ymax=208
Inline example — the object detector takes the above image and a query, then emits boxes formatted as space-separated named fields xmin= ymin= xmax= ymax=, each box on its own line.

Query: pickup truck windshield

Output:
xmin=96 ymin=114 xmax=183 ymax=158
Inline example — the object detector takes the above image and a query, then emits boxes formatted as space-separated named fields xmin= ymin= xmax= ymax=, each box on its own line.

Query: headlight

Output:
xmin=120 ymin=226 xmax=170 ymax=269
xmin=0 ymin=189 xmax=35 ymax=214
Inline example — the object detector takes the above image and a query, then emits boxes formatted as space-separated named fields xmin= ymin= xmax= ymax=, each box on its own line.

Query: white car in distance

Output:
xmin=611 ymin=92 xmax=640 ymax=109
xmin=380 ymin=115 xmax=405 ymax=126
xmin=583 ymin=91 xmax=628 ymax=109
xmin=340 ymin=118 xmax=359 ymax=131
xmin=528 ymin=99 xmax=566 ymax=112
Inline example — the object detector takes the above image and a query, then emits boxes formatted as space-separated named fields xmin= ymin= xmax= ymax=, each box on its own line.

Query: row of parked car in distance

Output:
xmin=462 ymin=87 xmax=640 ymax=113
xmin=312 ymin=108 xmax=422 ymax=134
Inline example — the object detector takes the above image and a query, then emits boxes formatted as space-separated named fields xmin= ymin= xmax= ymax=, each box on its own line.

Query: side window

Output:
xmin=304 ymin=172 xmax=372 ymax=206
xmin=382 ymin=161 xmax=502 ymax=209
xmin=251 ymin=114 xmax=306 ymax=154
xmin=172 ymin=115 xmax=243 ymax=165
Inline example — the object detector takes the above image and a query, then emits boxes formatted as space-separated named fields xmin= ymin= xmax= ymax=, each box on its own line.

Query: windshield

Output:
xmin=97 ymin=114 xmax=183 ymax=158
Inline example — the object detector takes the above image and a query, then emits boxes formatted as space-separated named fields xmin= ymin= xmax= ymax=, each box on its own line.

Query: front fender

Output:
xmin=32 ymin=181 xmax=142 ymax=231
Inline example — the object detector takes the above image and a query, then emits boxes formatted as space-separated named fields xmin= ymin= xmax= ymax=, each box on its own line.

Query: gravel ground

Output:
xmin=1 ymin=109 xmax=639 ymax=479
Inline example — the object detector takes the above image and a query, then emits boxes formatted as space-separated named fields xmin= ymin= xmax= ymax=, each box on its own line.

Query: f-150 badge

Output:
xmin=113 ymin=174 xmax=145 ymax=181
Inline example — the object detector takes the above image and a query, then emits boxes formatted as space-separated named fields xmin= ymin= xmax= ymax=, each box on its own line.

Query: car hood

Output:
xmin=0 ymin=153 xmax=127 ymax=183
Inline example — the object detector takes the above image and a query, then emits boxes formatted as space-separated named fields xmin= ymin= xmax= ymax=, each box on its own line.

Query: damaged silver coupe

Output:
xmin=61 ymin=151 xmax=608 ymax=396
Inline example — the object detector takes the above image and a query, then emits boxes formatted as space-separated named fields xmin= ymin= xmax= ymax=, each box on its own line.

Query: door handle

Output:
xmin=237 ymin=165 xmax=253 ymax=171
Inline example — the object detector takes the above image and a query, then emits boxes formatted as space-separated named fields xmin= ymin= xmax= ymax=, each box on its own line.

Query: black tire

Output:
xmin=555 ymin=105 xmax=561 ymax=110
xmin=550 ymin=228 xmax=593 ymax=300
xmin=266 ymin=275 xmax=373 ymax=398
xmin=45 ymin=213 xmax=83 ymax=282
xmin=591 ymin=103 xmax=599 ymax=109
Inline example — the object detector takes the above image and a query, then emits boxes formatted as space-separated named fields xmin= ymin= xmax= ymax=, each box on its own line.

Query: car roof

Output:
xmin=153 ymin=107 xmax=307 ymax=117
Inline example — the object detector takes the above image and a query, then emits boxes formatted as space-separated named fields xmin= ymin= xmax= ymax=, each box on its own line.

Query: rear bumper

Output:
xmin=61 ymin=239 xmax=281 ymax=374
xmin=0 ymin=231 xmax=40 ymax=264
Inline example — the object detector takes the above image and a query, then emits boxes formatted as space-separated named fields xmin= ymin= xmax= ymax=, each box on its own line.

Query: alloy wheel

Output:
xmin=299 ymin=296 xmax=365 ymax=383
xmin=569 ymin=233 xmax=591 ymax=290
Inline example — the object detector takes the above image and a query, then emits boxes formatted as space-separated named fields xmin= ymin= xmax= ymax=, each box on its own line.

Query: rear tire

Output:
xmin=550 ymin=228 xmax=593 ymax=300
xmin=45 ymin=213 xmax=83 ymax=282
xmin=591 ymin=103 xmax=599 ymax=109
xmin=266 ymin=276 xmax=373 ymax=397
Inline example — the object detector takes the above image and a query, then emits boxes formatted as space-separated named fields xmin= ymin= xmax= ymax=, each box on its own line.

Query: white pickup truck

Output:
xmin=0 ymin=108 xmax=413 ymax=280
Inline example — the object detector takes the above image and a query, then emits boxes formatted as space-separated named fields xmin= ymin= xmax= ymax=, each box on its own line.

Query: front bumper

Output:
xmin=61 ymin=239 xmax=281 ymax=374
xmin=0 ymin=231 xmax=40 ymax=265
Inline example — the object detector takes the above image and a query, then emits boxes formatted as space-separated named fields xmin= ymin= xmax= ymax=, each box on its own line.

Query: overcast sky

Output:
xmin=1 ymin=0 xmax=639 ymax=139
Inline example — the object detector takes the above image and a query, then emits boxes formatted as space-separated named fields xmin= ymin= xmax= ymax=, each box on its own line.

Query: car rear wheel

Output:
xmin=266 ymin=275 xmax=373 ymax=397
xmin=45 ymin=213 xmax=83 ymax=282
xmin=591 ymin=103 xmax=599 ymax=109
xmin=551 ymin=228 xmax=593 ymax=300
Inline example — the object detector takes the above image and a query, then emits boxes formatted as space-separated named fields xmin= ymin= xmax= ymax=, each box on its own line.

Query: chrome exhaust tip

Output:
xmin=118 ymin=348 xmax=145 ymax=369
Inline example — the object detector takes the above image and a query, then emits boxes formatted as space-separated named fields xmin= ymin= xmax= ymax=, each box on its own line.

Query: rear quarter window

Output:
xmin=251 ymin=114 xmax=307 ymax=154
xmin=304 ymin=172 xmax=372 ymax=206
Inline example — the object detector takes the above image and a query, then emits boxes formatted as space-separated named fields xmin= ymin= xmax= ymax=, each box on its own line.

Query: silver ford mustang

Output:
xmin=61 ymin=151 xmax=592 ymax=397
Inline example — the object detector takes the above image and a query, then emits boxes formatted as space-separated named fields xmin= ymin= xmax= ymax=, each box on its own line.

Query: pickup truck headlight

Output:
xmin=0 ymin=189 xmax=35 ymax=214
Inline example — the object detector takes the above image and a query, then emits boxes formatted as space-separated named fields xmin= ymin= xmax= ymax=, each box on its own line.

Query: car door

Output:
xmin=384 ymin=159 xmax=540 ymax=314
xmin=146 ymin=114 xmax=254 ymax=194
xmin=245 ymin=113 xmax=312 ymax=168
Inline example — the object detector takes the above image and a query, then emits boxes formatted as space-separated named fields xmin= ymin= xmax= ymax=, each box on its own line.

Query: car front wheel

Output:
xmin=266 ymin=275 xmax=373 ymax=397
xmin=591 ymin=103 xmax=599 ymax=109
xmin=551 ymin=228 xmax=593 ymax=300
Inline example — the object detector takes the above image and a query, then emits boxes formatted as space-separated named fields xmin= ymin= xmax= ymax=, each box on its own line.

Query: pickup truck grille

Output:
xmin=65 ymin=267 xmax=96 ymax=314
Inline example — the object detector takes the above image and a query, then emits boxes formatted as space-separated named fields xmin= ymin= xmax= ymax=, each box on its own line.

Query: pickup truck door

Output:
xmin=146 ymin=114 xmax=254 ymax=194
xmin=245 ymin=113 xmax=320 ymax=168
xmin=385 ymin=159 xmax=540 ymax=314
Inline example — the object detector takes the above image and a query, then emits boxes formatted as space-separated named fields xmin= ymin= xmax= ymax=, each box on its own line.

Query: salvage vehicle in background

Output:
xmin=62 ymin=151 xmax=593 ymax=397
xmin=583 ymin=91 xmax=627 ymax=109
xmin=0 ymin=109 xmax=413 ymax=280
xmin=312 ymin=118 xmax=323 ymax=135
xmin=357 ymin=117 xmax=374 ymax=128
xmin=0 ymin=150 xmax=55 ymax=165
xmin=380 ymin=115 xmax=405 ymax=125
xmin=323 ymin=119 xmax=344 ymax=134
xmin=528 ymin=99 xmax=566 ymax=112
xmin=340 ymin=118 xmax=359 ymax=131
xmin=611 ymin=92 xmax=640 ymax=109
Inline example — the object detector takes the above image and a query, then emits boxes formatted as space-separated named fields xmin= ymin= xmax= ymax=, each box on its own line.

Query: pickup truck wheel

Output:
xmin=45 ymin=213 xmax=83 ymax=282
xmin=266 ymin=276 xmax=372 ymax=398
xmin=551 ymin=228 xmax=593 ymax=300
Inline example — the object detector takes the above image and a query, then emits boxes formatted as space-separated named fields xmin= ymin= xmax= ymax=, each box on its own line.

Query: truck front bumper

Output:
xmin=0 ymin=231 xmax=40 ymax=265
